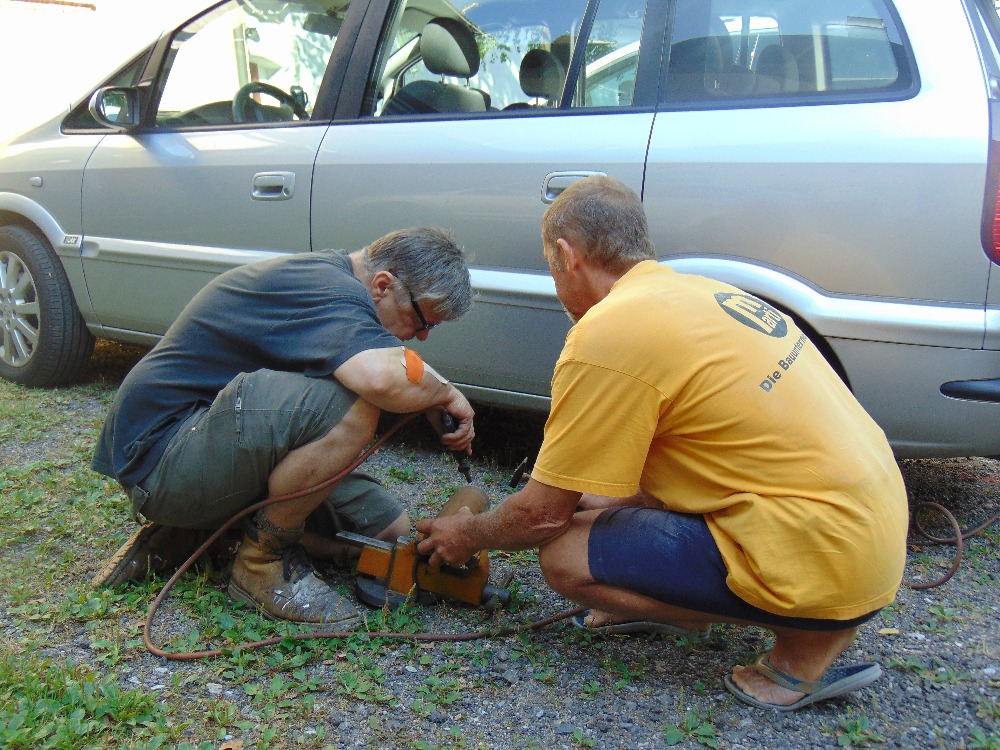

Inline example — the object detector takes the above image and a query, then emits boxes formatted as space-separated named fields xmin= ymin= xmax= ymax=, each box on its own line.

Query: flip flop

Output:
xmin=724 ymin=652 xmax=882 ymax=712
xmin=570 ymin=611 xmax=710 ymax=640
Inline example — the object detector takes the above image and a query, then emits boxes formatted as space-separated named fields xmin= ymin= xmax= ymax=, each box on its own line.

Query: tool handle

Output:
xmin=441 ymin=413 xmax=472 ymax=481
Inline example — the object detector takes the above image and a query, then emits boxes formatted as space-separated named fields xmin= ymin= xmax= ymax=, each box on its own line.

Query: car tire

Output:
xmin=0 ymin=225 xmax=95 ymax=386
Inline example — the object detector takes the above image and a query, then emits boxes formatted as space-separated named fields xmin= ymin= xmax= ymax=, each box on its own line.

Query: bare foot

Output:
xmin=730 ymin=663 xmax=803 ymax=707
xmin=581 ymin=609 xmax=706 ymax=633
xmin=581 ymin=609 xmax=619 ymax=628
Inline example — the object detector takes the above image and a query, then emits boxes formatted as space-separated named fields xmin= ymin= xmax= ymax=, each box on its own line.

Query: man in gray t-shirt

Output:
xmin=92 ymin=227 xmax=475 ymax=629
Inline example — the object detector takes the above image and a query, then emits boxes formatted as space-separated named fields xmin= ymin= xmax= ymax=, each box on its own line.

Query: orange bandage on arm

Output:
xmin=403 ymin=348 xmax=425 ymax=384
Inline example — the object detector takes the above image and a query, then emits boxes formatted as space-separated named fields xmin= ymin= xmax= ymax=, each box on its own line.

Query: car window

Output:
xmin=664 ymin=0 xmax=913 ymax=104
xmin=573 ymin=0 xmax=645 ymax=107
xmin=63 ymin=51 xmax=150 ymax=131
xmin=366 ymin=0 xmax=648 ymax=116
xmin=153 ymin=0 xmax=347 ymax=128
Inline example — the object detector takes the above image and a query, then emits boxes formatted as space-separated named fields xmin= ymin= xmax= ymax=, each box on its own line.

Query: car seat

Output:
xmin=753 ymin=45 xmax=799 ymax=93
xmin=504 ymin=48 xmax=568 ymax=110
xmin=518 ymin=48 xmax=566 ymax=106
xmin=666 ymin=36 xmax=727 ymax=99
xmin=382 ymin=17 xmax=487 ymax=115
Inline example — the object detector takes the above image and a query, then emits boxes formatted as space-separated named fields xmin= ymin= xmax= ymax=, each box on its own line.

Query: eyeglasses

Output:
xmin=406 ymin=287 xmax=436 ymax=332
xmin=391 ymin=271 xmax=436 ymax=332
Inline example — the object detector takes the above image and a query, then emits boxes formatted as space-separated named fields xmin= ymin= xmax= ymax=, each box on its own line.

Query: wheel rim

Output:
xmin=0 ymin=250 xmax=40 ymax=368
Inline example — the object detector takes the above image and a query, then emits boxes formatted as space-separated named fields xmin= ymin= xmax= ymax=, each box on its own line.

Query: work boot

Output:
xmin=228 ymin=514 xmax=361 ymax=630
xmin=91 ymin=523 xmax=239 ymax=588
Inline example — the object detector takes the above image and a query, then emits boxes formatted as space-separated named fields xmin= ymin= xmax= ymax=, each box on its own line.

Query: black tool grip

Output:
xmin=441 ymin=413 xmax=472 ymax=482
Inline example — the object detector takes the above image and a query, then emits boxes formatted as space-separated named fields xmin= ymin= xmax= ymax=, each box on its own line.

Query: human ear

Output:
xmin=556 ymin=238 xmax=581 ymax=271
xmin=370 ymin=270 xmax=395 ymax=300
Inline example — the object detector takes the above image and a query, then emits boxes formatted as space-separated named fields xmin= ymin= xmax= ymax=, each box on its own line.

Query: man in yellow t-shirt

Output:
xmin=417 ymin=176 xmax=908 ymax=712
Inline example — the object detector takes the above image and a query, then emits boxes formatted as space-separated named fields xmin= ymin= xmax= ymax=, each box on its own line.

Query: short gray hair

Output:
xmin=362 ymin=227 xmax=473 ymax=319
xmin=542 ymin=175 xmax=655 ymax=272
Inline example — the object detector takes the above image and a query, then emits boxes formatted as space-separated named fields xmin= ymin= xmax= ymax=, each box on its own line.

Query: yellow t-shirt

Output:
xmin=532 ymin=261 xmax=908 ymax=620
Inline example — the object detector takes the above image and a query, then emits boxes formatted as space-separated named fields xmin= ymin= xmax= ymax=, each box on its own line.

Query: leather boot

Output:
xmin=228 ymin=513 xmax=361 ymax=629
xmin=92 ymin=523 xmax=240 ymax=588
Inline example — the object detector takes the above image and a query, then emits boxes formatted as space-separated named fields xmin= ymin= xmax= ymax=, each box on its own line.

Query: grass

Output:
xmin=1 ymin=340 xmax=997 ymax=748
xmin=0 ymin=341 xmax=559 ymax=749
xmin=0 ymin=654 xmax=174 ymax=749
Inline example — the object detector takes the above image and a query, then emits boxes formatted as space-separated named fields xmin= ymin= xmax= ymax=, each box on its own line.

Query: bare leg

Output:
xmin=729 ymin=627 xmax=858 ymax=706
xmin=540 ymin=509 xmax=861 ymax=707
xmin=262 ymin=398 xmax=380 ymax=529
xmin=538 ymin=510 xmax=715 ymax=632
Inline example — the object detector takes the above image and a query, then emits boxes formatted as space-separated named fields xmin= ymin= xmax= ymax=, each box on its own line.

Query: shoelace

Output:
xmin=280 ymin=543 xmax=314 ymax=582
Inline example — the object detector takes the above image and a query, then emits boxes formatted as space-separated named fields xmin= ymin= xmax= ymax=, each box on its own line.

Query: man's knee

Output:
xmin=376 ymin=511 xmax=411 ymax=542
xmin=538 ymin=524 xmax=592 ymax=596
xmin=313 ymin=397 xmax=379 ymax=452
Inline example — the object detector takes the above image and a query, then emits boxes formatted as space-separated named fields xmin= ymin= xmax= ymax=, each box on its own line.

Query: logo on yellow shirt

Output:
xmin=715 ymin=293 xmax=788 ymax=338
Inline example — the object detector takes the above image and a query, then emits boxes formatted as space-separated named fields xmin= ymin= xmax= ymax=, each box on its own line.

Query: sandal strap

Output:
xmin=752 ymin=653 xmax=824 ymax=695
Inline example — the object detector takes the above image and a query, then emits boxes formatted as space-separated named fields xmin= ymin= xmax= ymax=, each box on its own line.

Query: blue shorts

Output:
xmin=588 ymin=507 xmax=881 ymax=632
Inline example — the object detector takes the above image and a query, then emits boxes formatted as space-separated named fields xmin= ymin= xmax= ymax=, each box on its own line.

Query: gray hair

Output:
xmin=542 ymin=175 xmax=655 ymax=272
xmin=362 ymin=227 xmax=473 ymax=319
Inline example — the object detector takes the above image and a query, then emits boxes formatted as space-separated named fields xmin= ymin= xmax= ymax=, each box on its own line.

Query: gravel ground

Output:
xmin=2 ymin=343 xmax=998 ymax=749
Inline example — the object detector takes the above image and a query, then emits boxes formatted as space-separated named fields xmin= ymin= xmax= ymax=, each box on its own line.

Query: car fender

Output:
xmin=0 ymin=190 xmax=97 ymax=324
xmin=664 ymin=256 xmax=987 ymax=351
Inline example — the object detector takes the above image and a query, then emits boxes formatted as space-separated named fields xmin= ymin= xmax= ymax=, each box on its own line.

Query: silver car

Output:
xmin=1 ymin=0 xmax=999 ymax=458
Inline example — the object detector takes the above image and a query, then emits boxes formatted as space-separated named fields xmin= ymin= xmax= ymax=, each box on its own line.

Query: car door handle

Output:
xmin=251 ymin=171 xmax=295 ymax=200
xmin=541 ymin=170 xmax=606 ymax=204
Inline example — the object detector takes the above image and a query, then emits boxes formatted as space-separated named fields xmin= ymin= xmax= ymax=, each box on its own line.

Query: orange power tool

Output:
xmin=337 ymin=485 xmax=510 ymax=610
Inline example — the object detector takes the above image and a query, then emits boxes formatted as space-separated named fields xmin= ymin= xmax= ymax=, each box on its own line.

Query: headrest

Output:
xmin=754 ymin=45 xmax=799 ymax=91
xmin=519 ymin=49 xmax=566 ymax=101
xmin=420 ymin=17 xmax=480 ymax=78
xmin=669 ymin=36 xmax=725 ymax=75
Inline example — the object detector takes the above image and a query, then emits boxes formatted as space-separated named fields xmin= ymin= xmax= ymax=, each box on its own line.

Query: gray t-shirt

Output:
xmin=92 ymin=251 xmax=400 ymax=486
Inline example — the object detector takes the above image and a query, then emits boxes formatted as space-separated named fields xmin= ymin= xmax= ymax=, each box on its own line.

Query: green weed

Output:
xmin=969 ymin=728 xmax=1000 ymax=750
xmin=601 ymin=655 xmax=645 ymax=692
xmin=0 ymin=655 xmax=174 ymax=749
xmin=888 ymin=655 xmax=972 ymax=685
xmin=663 ymin=707 xmax=719 ymax=748
xmin=412 ymin=672 xmax=463 ymax=716
xmin=978 ymin=697 xmax=1000 ymax=722
xmin=835 ymin=709 xmax=886 ymax=746
xmin=388 ymin=465 xmax=424 ymax=483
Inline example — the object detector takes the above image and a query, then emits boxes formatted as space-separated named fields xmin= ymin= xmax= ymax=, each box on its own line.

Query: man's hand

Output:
xmin=433 ymin=395 xmax=475 ymax=454
xmin=417 ymin=481 xmax=582 ymax=569
xmin=415 ymin=508 xmax=479 ymax=569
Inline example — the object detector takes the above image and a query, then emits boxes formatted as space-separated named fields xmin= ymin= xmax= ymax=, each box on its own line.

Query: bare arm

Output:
xmin=334 ymin=346 xmax=474 ymax=450
xmin=415 ymin=479 xmax=581 ymax=568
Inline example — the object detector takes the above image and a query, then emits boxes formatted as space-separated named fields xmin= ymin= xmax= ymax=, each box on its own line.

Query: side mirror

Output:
xmin=88 ymin=86 xmax=141 ymax=131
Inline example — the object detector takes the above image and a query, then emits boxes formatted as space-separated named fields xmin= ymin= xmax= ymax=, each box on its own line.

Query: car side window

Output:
xmin=572 ymin=1 xmax=645 ymax=107
xmin=63 ymin=52 xmax=149 ymax=131
xmin=664 ymin=0 xmax=913 ymax=104
xmin=153 ymin=0 xmax=346 ymax=128
xmin=366 ymin=0 xmax=647 ymax=117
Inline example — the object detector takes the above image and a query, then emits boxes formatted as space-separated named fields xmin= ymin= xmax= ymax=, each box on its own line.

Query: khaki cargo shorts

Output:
xmin=131 ymin=369 xmax=402 ymax=534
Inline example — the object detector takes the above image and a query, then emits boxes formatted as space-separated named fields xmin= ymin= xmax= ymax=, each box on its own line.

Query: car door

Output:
xmin=310 ymin=0 xmax=665 ymax=408
xmin=78 ymin=0 xmax=366 ymax=337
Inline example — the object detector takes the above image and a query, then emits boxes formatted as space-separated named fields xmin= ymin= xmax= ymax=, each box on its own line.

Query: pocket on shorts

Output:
xmin=128 ymin=483 xmax=150 ymax=522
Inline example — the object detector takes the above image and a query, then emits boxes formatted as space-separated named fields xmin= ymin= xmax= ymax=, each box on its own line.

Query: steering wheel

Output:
xmin=232 ymin=82 xmax=307 ymax=123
